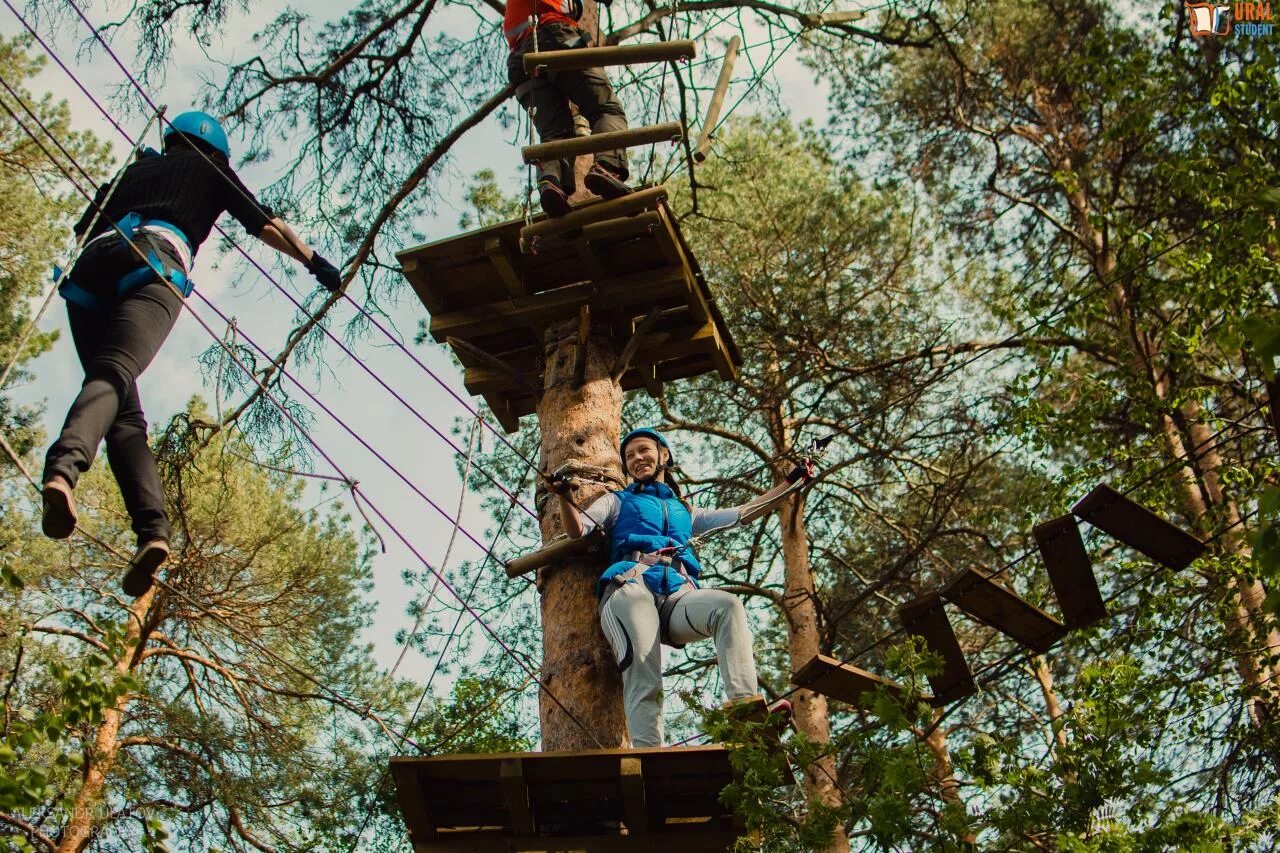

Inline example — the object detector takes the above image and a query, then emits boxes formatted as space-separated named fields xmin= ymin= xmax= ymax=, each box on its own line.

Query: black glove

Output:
xmin=308 ymin=253 xmax=343 ymax=293
xmin=548 ymin=472 xmax=573 ymax=494
xmin=786 ymin=459 xmax=816 ymax=484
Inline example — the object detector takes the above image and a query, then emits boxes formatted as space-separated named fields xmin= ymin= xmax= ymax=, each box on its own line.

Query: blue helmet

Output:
xmin=164 ymin=111 xmax=230 ymax=158
xmin=621 ymin=427 xmax=674 ymax=466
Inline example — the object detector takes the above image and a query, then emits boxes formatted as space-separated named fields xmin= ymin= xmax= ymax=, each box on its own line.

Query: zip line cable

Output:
xmin=0 ymin=95 xmax=605 ymax=754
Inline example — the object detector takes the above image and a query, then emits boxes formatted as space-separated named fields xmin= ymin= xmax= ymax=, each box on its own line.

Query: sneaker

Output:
xmin=583 ymin=163 xmax=633 ymax=200
xmin=122 ymin=539 xmax=170 ymax=597
xmin=41 ymin=476 xmax=77 ymax=539
xmin=538 ymin=178 xmax=572 ymax=218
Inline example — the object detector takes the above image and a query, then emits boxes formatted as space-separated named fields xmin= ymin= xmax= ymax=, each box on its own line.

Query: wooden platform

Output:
xmin=392 ymin=746 xmax=741 ymax=852
xmin=792 ymin=654 xmax=927 ymax=707
xmin=397 ymin=192 xmax=741 ymax=432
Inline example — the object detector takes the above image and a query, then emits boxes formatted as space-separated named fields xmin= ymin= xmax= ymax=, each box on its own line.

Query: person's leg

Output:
xmin=508 ymin=40 xmax=577 ymax=204
xmin=552 ymin=58 xmax=629 ymax=183
xmin=44 ymin=277 xmax=182 ymax=527
xmin=666 ymin=588 xmax=759 ymax=702
xmin=105 ymin=381 xmax=171 ymax=545
xmin=600 ymin=580 xmax=665 ymax=747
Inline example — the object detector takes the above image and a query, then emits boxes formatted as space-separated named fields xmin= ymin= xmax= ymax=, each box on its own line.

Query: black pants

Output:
xmin=43 ymin=236 xmax=184 ymax=545
xmin=507 ymin=23 xmax=629 ymax=193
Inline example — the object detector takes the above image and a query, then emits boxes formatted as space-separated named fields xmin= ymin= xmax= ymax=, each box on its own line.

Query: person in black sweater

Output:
xmin=40 ymin=111 xmax=343 ymax=597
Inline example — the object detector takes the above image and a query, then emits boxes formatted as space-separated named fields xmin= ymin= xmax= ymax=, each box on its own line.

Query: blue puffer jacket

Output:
xmin=597 ymin=481 xmax=704 ymax=598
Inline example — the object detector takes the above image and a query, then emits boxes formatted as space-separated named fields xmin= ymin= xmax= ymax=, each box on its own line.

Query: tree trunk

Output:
xmin=779 ymin=494 xmax=849 ymax=852
xmin=922 ymin=719 xmax=975 ymax=844
xmin=535 ymin=316 xmax=628 ymax=750
xmin=1032 ymin=656 xmax=1068 ymax=755
xmin=57 ymin=588 xmax=156 ymax=853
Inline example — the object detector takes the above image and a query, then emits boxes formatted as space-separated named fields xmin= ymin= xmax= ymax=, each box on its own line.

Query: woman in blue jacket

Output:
xmin=555 ymin=427 xmax=812 ymax=747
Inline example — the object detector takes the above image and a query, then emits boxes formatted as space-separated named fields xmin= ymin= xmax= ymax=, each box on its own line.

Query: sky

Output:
xmin=2 ymin=0 xmax=837 ymax=695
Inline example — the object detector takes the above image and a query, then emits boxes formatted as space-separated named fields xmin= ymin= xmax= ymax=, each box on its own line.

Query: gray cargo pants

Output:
xmin=599 ymin=580 xmax=758 ymax=747
xmin=507 ymin=23 xmax=629 ymax=193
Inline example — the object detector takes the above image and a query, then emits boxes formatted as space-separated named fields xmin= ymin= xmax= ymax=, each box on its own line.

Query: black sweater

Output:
xmin=74 ymin=147 xmax=274 ymax=253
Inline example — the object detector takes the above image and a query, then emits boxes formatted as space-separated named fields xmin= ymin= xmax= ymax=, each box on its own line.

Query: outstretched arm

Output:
xmin=257 ymin=218 xmax=343 ymax=291
xmin=732 ymin=460 xmax=818 ymax=525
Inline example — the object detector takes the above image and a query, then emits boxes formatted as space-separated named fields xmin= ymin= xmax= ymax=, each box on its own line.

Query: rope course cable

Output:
xmin=0 ymin=62 xmax=606 ymax=756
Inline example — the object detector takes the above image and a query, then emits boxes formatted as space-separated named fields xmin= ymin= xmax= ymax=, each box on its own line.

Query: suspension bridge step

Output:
xmin=1034 ymin=514 xmax=1106 ymax=629
xmin=522 ymin=123 xmax=684 ymax=165
xmin=941 ymin=568 xmax=1067 ymax=653
xmin=1071 ymin=483 xmax=1206 ymax=571
xmin=397 ymin=190 xmax=739 ymax=433
xmin=897 ymin=592 xmax=976 ymax=705
xmin=792 ymin=654 xmax=929 ymax=707
xmin=523 ymin=39 xmax=696 ymax=74
xmin=391 ymin=746 xmax=743 ymax=852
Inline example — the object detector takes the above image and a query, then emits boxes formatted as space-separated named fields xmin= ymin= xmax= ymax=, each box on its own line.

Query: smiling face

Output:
xmin=624 ymin=436 xmax=669 ymax=482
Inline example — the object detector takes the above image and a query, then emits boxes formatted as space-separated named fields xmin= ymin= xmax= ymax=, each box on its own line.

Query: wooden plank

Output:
xmin=581 ymin=210 xmax=662 ymax=242
xmin=428 ymin=266 xmax=687 ymax=341
xmin=506 ymin=531 xmax=607 ymax=578
xmin=449 ymin=337 xmax=541 ymax=398
xmin=390 ymin=759 xmax=439 ymax=843
xmin=693 ymin=36 xmax=740 ymax=163
xmin=400 ymin=257 xmax=444 ymax=314
xmin=523 ymin=39 xmax=696 ymax=74
xmin=484 ymin=393 xmax=520 ymax=433
xmin=941 ymin=567 xmax=1067 ymax=653
xmin=464 ymin=365 xmax=543 ymax=396
xmin=897 ymin=593 xmax=975 ymax=705
xmin=610 ymin=307 xmax=664 ymax=382
xmin=1034 ymin=514 xmax=1107 ymax=629
xmin=520 ymin=185 xmax=668 ymax=246
xmin=483 ymin=237 xmax=527 ymax=300
xmin=1071 ymin=483 xmax=1206 ymax=570
xmin=500 ymin=758 xmax=535 ymax=836
xmin=522 ymin=122 xmax=683 ymax=165
xmin=619 ymin=756 xmax=649 ymax=836
xmin=573 ymin=238 xmax=606 ymax=282
xmin=791 ymin=653 xmax=925 ymax=706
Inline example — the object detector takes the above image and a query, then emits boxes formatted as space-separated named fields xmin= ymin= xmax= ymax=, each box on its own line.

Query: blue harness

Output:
xmin=57 ymin=212 xmax=194 ymax=311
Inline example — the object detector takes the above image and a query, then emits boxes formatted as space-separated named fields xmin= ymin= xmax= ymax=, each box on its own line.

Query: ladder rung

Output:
xmin=791 ymin=654 xmax=923 ymax=707
xmin=941 ymin=568 xmax=1066 ymax=653
xmin=897 ymin=592 xmax=975 ymax=705
xmin=1071 ymin=483 xmax=1206 ymax=570
xmin=523 ymin=39 xmax=696 ymax=74
xmin=1034 ymin=514 xmax=1106 ymax=629
xmin=519 ymin=185 xmax=668 ymax=249
xmin=522 ymin=123 xmax=684 ymax=165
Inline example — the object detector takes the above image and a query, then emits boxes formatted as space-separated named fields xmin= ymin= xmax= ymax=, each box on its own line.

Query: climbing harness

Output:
xmin=57 ymin=212 xmax=194 ymax=311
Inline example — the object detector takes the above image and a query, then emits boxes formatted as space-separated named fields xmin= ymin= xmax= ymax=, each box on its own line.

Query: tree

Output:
xmin=0 ymin=35 xmax=110 ymax=462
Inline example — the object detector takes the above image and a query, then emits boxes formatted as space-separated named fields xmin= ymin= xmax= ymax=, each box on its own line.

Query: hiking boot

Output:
xmin=41 ymin=476 xmax=77 ymax=539
xmin=583 ymin=163 xmax=633 ymax=200
xmin=122 ymin=539 xmax=170 ymax=597
xmin=538 ymin=177 xmax=572 ymax=218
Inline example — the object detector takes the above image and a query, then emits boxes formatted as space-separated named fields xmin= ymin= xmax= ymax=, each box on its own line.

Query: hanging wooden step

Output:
xmin=791 ymin=654 xmax=927 ymax=707
xmin=897 ymin=593 xmax=976 ymax=705
xmin=1071 ymin=483 xmax=1206 ymax=570
xmin=505 ymin=530 xmax=608 ymax=578
xmin=941 ymin=567 xmax=1067 ymax=653
xmin=522 ymin=122 xmax=684 ymax=165
xmin=1033 ymin=514 xmax=1106 ymax=629
xmin=523 ymin=39 xmax=696 ymax=74
xmin=519 ymin=185 xmax=669 ymax=250
xmin=391 ymin=746 xmax=742 ymax=852
xmin=693 ymin=36 xmax=740 ymax=163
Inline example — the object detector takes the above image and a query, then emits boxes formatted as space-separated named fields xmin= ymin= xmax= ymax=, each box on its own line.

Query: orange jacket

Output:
xmin=503 ymin=0 xmax=583 ymax=48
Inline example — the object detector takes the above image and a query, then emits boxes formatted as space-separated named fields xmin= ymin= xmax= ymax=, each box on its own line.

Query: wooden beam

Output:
xmin=1033 ymin=514 xmax=1106 ymax=630
xmin=483 ymin=237 xmax=527 ymax=300
xmin=611 ymin=307 xmax=664 ymax=382
xmin=581 ymin=210 xmax=662 ymax=242
xmin=693 ymin=36 xmax=740 ymax=163
xmin=816 ymin=10 xmax=865 ymax=24
xmin=464 ymin=366 xmax=543 ymax=396
xmin=520 ymin=185 xmax=668 ymax=247
xmin=573 ymin=305 xmax=590 ymax=388
xmin=941 ymin=568 xmax=1067 ymax=653
xmin=429 ymin=266 xmax=687 ymax=341
xmin=499 ymin=758 xmax=535 ymax=836
xmin=897 ymin=593 xmax=975 ymax=705
xmin=400 ymin=257 xmax=444 ymax=313
xmin=521 ymin=123 xmax=683 ymax=165
xmin=523 ymin=39 xmax=696 ymax=74
xmin=619 ymin=756 xmax=649 ymax=836
xmin=638 ymin=362 xmax=663 ymax=398
xmin=449 ymin=337 xmax=541 ymax=397
xmin=484 ymin=393 xmax=521 ymax=434
xmin=1071 ymin=483 xmax=1206 ymax=570
xmin=791 ymin=654 xmax=924 ymax=707
xmin=505 ymin=531 xmax=607 ymax=578
xmin=390 ymin=759 xmax=439 ymax=843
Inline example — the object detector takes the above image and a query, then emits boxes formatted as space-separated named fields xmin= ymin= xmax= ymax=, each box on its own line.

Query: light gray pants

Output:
xmin=599 ymin=580 xmax=758 ymax=747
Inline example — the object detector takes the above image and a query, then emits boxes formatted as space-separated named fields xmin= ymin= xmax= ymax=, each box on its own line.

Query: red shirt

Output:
xmin=503 ymin=0 xmax=582 ymax=49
